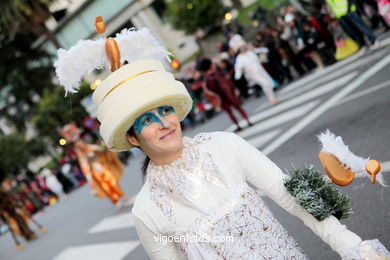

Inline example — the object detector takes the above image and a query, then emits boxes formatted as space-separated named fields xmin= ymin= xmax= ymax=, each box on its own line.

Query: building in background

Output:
xmin=36 ymin=0 xmax=199 ymax=62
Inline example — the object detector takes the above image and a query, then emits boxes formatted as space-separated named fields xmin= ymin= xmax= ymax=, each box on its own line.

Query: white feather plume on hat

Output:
xmin=54 ymin=28 xmax=171 ymax=95
xmin=318 ymin=130 xmax=386 ymax=186
xmin=115 ymin=28 xmax=170 ymax=65
xmin=55 ymin=39 xmax=106 ymax=95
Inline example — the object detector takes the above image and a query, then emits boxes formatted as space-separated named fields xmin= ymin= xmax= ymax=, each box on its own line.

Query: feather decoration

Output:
xmin=115 ymin=28 xmax=171 ymax=64
xmin=54 ymin=39 xmax=106 ymax=95
xmin=318 ymin=130 xmax=387 ymax=186
xmin=54 ymin=28 xmax=170 ymax=96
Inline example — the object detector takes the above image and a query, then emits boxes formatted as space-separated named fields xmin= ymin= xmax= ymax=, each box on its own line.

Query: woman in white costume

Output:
xmin=55 ymin=20 xmax=389 ymax=260
xmin=230 ymin=34 xmax=280 ymax=105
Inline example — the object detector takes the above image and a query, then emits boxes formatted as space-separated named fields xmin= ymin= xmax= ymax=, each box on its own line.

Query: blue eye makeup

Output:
xmin=133 ymin=106 xmax=176 ymax=136
xmin=157 ymin=106 xmax=175 ymax=117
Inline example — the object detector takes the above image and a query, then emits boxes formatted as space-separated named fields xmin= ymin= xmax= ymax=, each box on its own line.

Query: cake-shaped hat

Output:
xmin=55 ymin=17 xmax=193 ymax=151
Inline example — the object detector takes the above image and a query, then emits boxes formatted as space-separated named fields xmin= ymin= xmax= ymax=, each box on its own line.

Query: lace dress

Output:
xmin=147 ymin=134 xmax=307 ymax=259
xmin=132 ymin=132 xmax=387 ymax=260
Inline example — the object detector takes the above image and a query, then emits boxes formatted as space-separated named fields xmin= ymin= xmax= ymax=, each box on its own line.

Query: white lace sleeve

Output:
xmin=227 ymin=132 xmax=362 ymax=257
xmin=133 ymin=216 xmax=181 ymax=260
xmin=342 ymin=239 xmax=390 ymax=259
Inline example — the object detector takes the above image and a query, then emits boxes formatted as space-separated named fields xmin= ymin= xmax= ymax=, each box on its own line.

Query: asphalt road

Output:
xmin=1 ymin=40 xmax=389 ymax=260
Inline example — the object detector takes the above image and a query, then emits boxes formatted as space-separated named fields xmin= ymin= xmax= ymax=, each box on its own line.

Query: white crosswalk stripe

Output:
xmin=278 ymin=48 xmax=386 ymax=96
xmin=88 ymin=212 xmax=135 ymax=234
xmin=336 ymin=79 xmax=390 ymax=106
xmin=225 ymin=71 xmax=358 ymax=131
xmin=53 ymin=241 xmax=140 ymax=260
xmin=279 ymin=71 xmax=358 ymax=101
xmin=239 ymin=100 xmax=319 ymax=139
xmin=224 ymin=52 xmax=390 ymax=157
xmin=262 ymin=52 xmax=390 ymax=156
xmin=246 ymin=129 xmax=282 ymax=148
xmin=52 ymin=211 xmax=140 ymax=259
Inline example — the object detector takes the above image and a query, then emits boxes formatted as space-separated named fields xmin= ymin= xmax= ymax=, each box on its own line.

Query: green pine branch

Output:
xmin=284 ymin=165 xmax=353 ymax=221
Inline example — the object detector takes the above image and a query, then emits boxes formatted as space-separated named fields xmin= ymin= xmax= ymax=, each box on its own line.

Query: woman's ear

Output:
xmin=126 ymin=133 xmax=140 ymax=147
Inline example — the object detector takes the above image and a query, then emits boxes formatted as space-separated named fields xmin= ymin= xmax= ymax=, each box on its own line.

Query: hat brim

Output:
xmin=99 ymin=80 xmax=192 ymax=151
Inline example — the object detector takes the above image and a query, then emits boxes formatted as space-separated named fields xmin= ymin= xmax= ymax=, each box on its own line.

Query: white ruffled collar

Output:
xmin=148 ymin=135 xmax=196 ymax=171
xmin=146 ymin=133 xmax=225 ymax=222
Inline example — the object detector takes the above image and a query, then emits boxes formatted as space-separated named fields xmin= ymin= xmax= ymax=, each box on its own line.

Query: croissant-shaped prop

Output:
xmin=95 ymin=16 xmax=121 ymax=72
xmin=318 ymin=130 xmax=386 ymax=187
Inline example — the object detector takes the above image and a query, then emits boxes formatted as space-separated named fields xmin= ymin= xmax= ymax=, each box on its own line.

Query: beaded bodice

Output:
xmin=145 ymin=133 xmax=308 ymax=259
xmin=147 ymin=133 xmax=226 ymax=223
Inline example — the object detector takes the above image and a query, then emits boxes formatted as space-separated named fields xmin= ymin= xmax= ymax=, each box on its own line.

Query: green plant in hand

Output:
xmin=284 ymin=165 xmax=353 ymax=221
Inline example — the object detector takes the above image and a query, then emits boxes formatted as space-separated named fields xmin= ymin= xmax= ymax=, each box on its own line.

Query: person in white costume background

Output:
xmin=229 ymin=34 xmax=280 ymax=105
xmin=54 ymin=17 xmax=389 ymax=260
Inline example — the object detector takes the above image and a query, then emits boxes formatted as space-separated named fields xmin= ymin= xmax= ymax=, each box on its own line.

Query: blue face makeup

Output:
xmin=133 ymin=106 xmax=175 ymax=136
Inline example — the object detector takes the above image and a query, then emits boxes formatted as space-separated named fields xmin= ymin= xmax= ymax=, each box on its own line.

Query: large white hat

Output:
xmin=92 ymin=59 xmax=192 ymax=151
xmin=55 ymin=21 xmax=192 ymax=151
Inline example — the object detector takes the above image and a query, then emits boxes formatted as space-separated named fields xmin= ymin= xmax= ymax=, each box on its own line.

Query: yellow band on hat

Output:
xmin=102 ymin=69 xmax=157 ymax=101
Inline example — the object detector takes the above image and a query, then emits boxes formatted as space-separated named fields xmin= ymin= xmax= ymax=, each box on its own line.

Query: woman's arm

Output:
xmin=133 ymin=216 xmax=181 ymax=260
xmin=227 ymin=132 xmax=362 ymax=257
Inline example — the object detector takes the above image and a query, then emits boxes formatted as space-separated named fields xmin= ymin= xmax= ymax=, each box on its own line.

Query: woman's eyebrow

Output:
xmin=139 ymin=111 xmax=154 ymax=118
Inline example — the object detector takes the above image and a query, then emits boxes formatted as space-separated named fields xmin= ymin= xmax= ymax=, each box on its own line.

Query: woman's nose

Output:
xmin=158 ymin=116 xmax=170 ymax=128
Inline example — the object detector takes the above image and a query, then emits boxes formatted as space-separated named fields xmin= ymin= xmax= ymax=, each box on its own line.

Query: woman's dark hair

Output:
xmin=127 ymin=126 xmax=150 ymax=178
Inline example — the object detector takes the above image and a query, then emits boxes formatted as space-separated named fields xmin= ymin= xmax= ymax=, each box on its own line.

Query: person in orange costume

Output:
xmin=59 ymin=122 xmax=131 ymax=209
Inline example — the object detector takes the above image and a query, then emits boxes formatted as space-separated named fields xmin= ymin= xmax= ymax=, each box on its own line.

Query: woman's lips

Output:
xmin=160 ymin=129 xmax=175 ymax=139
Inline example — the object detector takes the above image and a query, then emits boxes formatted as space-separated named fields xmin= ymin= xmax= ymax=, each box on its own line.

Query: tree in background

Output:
xmin=0 ymin=0 xmax=60 ymax=47
xmin=0 ymin=32 xmax=54 ymax=132
xmin=0 ymin=0 xmax=99 ymax=176
xmin=0 ymin=134 xmax=45 ymax=182
xmin=165 ymin=0 xmax=226 ymax=34
xmin=33 ymin=82 xmax=92 ymax=145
